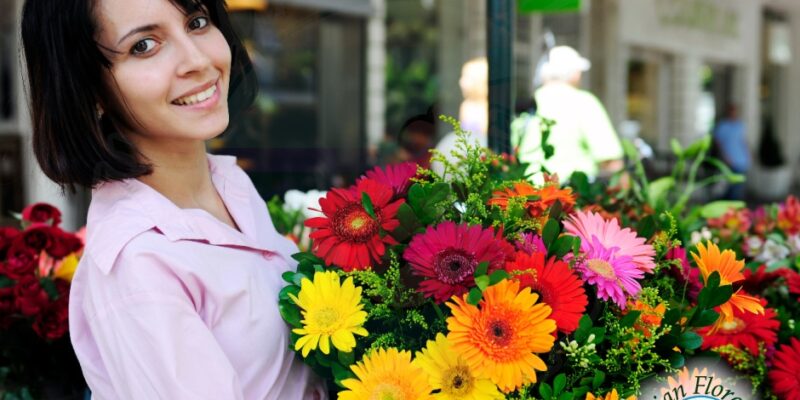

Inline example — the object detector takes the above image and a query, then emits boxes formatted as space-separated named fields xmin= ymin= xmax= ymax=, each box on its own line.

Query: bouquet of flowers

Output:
xmin=0 ymin=203 xmax=85 ymax=399
xmin=275 ymin=119 xmax=749 ymax=399
xmin=694 ymin=195 xmax=800 ymax=399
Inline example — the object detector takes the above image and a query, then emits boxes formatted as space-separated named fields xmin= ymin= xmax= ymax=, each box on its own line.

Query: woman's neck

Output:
xmin=135 ymin=140 xmax=218 ymax=210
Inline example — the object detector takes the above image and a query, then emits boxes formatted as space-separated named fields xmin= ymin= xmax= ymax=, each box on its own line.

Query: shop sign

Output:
xmin=518 ymin=0 xmax=581 ymax=13
xmin=655 ymin=0 xmax=739 ymax=37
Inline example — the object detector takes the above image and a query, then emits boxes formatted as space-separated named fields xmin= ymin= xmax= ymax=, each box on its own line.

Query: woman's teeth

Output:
xmin=173 ymin=83 xmax=216 ymax=106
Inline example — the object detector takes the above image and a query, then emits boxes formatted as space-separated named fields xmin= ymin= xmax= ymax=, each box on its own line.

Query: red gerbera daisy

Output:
xmin=770 ymin=338 xmax=800 ymax=400
xmin=505 ymin=251 xmax=587 ymax=333
xmin=782 ymin=269 xmax=800 ymax=300
xmin=403 ymin=222 xmax=512 ymax=303
xmin=742 ymin=265 xmax=783 ymax=294
xmin=357 ymin=162 xmax=418 ymax=198
xmin=305 ymin=179 xmax=404 ymax=272
xmin=699 ymin=299 xmax=779 ymax=357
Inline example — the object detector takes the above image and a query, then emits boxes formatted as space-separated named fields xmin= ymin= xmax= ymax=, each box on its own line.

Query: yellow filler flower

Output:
xmin=288 ymin=271 xmax=368 ymax=357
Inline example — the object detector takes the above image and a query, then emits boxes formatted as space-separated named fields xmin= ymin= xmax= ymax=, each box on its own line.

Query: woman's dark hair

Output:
xmin=21 ymin=0 xmax=257 ymax=192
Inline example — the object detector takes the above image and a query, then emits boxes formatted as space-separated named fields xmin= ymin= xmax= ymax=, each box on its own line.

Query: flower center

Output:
xmin=332 ymin=203 xmax=380 ymax=243
xmin=434 ymin=248 xmax=478 ymax=285
xmin=372 ymin=383 xmax=403 ymax=400
xmin=442 ymin=365 xmax=474 ymax=396
xmin=312 ymin=307 xmax=340 ymax=332
xmin=719 ymin=317 xmax=746 ymax=334
xmin=486 ymin=319 xmax=513 ymax=346
xmin=586 ymin=258 xmax=617 ymax=280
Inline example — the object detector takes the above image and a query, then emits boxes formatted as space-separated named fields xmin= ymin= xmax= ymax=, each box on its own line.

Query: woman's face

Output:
xmin=95 ymin=0 xmax=231 ymax=146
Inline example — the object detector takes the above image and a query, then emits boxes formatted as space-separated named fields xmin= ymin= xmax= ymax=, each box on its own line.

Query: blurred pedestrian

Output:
xmin=517 ymin=46 xmax=624 ymax=183
xmin=398 ymin=109 xmax=436 ymax=168
xmin=713 ymin=104 xmax=751 ymax=200
xmin=432 ymin=57 xmax=488 ymax=177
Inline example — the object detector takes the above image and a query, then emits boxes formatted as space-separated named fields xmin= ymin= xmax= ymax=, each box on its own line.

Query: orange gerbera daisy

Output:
xmin=691 ymin=242 xmax=764 ymax=333
xmin=446 ymin=279 xmax=556 ymax=393
xmin=488 ymin=181 xmax=575 ymax=223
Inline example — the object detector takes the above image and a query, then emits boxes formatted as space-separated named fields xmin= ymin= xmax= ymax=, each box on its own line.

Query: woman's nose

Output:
xmin=174 ymin=35 xmax=212 ymax=76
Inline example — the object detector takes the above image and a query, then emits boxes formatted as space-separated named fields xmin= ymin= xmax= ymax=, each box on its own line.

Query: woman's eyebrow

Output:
xmin=117 ymin=24 xmax=159 ymax=46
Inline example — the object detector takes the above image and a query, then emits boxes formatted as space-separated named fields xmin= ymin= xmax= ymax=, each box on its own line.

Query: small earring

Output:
xmin=96 ymin=103 xmax=104 ymax=120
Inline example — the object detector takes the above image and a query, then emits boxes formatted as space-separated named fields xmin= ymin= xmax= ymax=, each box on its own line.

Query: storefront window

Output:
xmin=217 ymin=6 xmax=366 ymax=199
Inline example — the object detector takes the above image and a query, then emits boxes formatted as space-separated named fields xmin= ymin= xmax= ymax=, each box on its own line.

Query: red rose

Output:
xmin=47 ymin=229 xmax=83 ymax=258
xmin=33 ymin=297 xmax=68 ymax=340
xmin=19 ymin=224 xmax=55 ymax=252
xmin=0 ymin=227 xmax=20 ymax=259
xmin=54 ymin=278 xmax=70 ymax=298
xmin=21 ymin=203 xmax=62 ymax=227
xmin=2 ymin=241 xmax=39 ymax=280
xmin=14 ymin=276 xmax=50 ymax=317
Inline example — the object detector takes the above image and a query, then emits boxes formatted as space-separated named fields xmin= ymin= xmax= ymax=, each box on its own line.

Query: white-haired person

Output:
xmin=517 ymin=46 xmax=624 ymax=183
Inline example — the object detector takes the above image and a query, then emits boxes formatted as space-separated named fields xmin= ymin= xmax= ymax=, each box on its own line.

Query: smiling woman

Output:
xmin=20 ymin=0 xmax=326 ymax=398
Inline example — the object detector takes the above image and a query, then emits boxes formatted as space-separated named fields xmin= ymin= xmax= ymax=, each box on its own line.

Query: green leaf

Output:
xmin=574 ymin=315 xmax=593 ymax=343
xmin=361 ymin=192 xmax=377 ymax=219
xmin=39 ymin=278 xmax=59 ymax=300
xmin=292 ymin=252 xmax=324 ymax=266
xmin=571 ymin=236 xmax=582 ymax=256
xmin=683 ymin=135 xmax=711 ymax=158
xmin=558 ymin=392 xmax=574 ymax=400
xmin=592 ymin=370 xmax=605 ymax=389
xmin=539 ymin=382 xmax=553 ymax=399
xmin=670 ymin=138 xmax=683 ymax=157
xmin=475 ymin=275 xmax=490 ymax=291
xmin=338 ymin=350 xmax=355 ymax=367
xmin=689 ymin=309 xmax=719 ymax=327
xmin=279 ymin=301 xmax=302 ymax=327
xmin=548 ymin=200 xmax=563 ymax=221
xmin=678 ymin=331 xmax=703 ymax=350
xmin=669 ymin=352 xmax=686 ymax=368
xmin=705 ymin=271 xmax=722 ymax=289
xmin=570 ymin=172 xmax=591 ymax=197
xmin=331 ymin=361 xmax=353 ymax=387
xmin=408 ymin=183 xmax=451 ymax=224
xmin=553 ymin=373 xmax=566 ymax=394
xmin=619 ymin=311 xmax=641 ymax=328
xmin=0 ymin=276 xmax=14 ymax=289
xmin=647 ymin=177 xmax=675 ymax=209
xmin=488 ymin=270 xmax=509 ymax=285
xmin=279 ymin=285 xmax=301 ymax=301
xmin=663 ymin=309 xmax=681 ymax=326
xmin=467 ymin=288 xmax=483 ymax=305
xmin=551 ymin=235 xmax=574 ymax=258
xmin=393 ymin=203 xmax=422 ymax=241
xmin=637 ymin=215 xmax=657 ymax=240
xmin=475 ymin=261 xmax=489 ymax=277
xmin=281 ymin=271 xmax=296 ymax=284
xmin=707 ymin=285 xmax=734 ymax=309
xmin=700 ymin=201 xmax=745 ymax=219
xmin=315 ymin=350 xmax=332 ymax=367
xmin=542 ymin=218 xmax=561 ymax=248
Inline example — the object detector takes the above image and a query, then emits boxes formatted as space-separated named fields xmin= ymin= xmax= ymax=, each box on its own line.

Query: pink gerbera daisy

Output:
xmin=564 ymin=210 xmax=656 ymax=273
xmin=403 ymin=222 xmax=512 ymax=303
xmin=357 ymin=162 xmax=418 ymax=198
xmin=576 ymin=237 xmax=644 ymax=309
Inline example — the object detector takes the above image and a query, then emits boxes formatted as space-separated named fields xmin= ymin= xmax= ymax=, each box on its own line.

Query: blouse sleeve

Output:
xmin=84 ymin=250 xmax=246 ymax=400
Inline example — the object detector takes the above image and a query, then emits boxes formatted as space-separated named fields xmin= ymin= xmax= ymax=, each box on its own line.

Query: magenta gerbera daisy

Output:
xmin=357 ymin=162 xmax=418 ymax=198
xmin=564 ymin=210 xmax=656 ymax=273
xmin=306 ymin=179 xmax=404 ymax=272
xmin=403 ymin=222 xmax=512 ymax=303
xmin=576 ymin=237 xmax=644 ymax=309
xmin=516 ymin=233 xmax=547 ymax=255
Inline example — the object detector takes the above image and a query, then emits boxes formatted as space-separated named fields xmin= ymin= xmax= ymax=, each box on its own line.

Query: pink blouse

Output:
xmin=69 ymin=154 xmax=326 ymax=399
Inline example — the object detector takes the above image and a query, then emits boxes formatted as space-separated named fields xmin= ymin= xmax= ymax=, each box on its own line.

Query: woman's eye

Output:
xmin=130 ymin=38 xmax=157 ymax=55
xmin=189 ymin=16 xmax=209 ymax=31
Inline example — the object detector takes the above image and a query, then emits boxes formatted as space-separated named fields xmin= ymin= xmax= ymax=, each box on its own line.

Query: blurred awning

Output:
xmin=270 ymin=0 xmax=375 ymax=17
xmin=518 ymin=0 xmax=580 ymax=13
xmin=227 ymin=0 xmax=268 ymax=11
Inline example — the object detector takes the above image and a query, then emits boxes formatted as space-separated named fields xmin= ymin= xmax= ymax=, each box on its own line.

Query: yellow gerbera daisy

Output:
xmin=446 ymin=279 xmax=556 ymax=393
xmin=339 ymin=347 xmax=434 ymax=400
xmin=413 ymin=333 xmax=504 ymax=400
xmin=288 ymin=271 xmax=368 ymax=357
xmin=585 ymin=388 xmax=636 ymax=400
xmin=691 ymin=242 xmax=764 ymax=333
